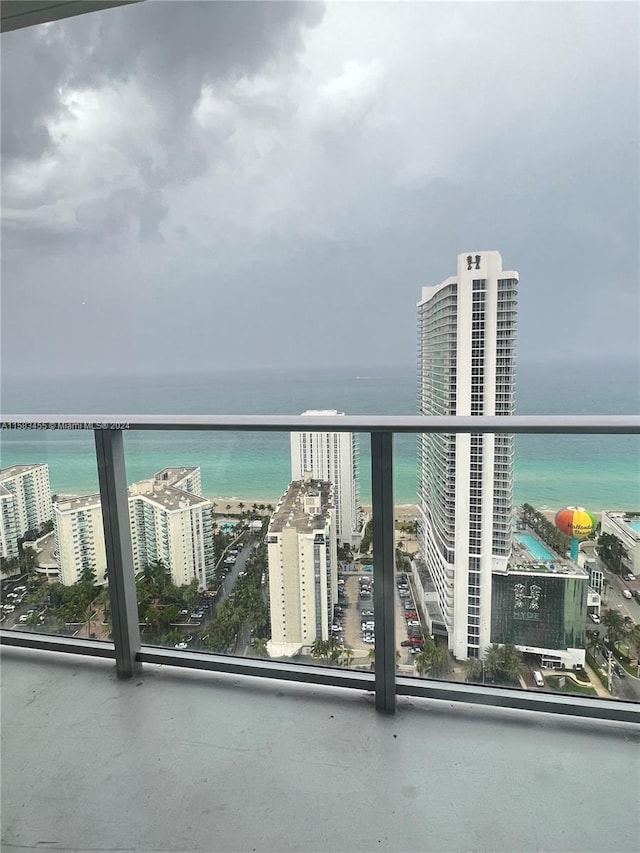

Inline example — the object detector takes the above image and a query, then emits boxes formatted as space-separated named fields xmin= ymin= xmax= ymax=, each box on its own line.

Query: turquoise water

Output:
xmin=1 ymin=361 xmax=638 ymax=509
xmin=628 ymin=520 xmax=640 ymax=533
xmin=515 ymin=534 xmax=556 ymax=562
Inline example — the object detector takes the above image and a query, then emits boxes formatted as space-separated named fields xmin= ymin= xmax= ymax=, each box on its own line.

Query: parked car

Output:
xmin=589 ymin=613 xmax=600 ymax=623
xmin=613 ymin=663 xmax=626 ymax=678
xmin=622 ymin=590 xmax=632 ymax=599
xmin=625 ymin=573 xmax=636 ymax=582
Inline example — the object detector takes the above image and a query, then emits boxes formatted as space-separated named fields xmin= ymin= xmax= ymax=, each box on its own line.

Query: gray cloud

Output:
xmin=1 ymin=1 xmax=638 ymax=380
xmin=2 ymin=1 xmax=323 ymax=242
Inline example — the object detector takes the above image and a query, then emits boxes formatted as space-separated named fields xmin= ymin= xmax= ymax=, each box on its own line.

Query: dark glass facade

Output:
xmin=491 ymin=573 xmax=587 ymax=651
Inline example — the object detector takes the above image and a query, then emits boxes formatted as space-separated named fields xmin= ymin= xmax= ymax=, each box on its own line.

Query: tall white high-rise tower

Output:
xmin=290 ymin=411 xmax=359 ymax=547
xmin=417 ymin=252 xmax=518 ymax=660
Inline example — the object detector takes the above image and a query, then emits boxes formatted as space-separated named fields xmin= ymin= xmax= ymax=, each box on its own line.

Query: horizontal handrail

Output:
xmin=1 ymin=414 xmax=638 ymax=434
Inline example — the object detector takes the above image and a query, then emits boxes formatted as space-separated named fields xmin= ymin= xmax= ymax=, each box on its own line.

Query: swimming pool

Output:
xmin=628 ymin=520 xmax=640 ymax=533
xmin=514 ymin=533 xmax=556 ymax=562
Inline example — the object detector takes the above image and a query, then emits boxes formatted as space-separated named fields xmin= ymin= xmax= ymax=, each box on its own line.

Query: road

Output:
xmin=210 ymin=535 xmax=253 ymax=618
xmin=587 ymin=551 xmax=639 ymax=618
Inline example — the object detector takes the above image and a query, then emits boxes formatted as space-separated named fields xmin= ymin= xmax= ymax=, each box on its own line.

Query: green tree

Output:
xmin=465 ymin=658 xmax=485 ymax=684
xmin=253 ymin=637 xmax=269 ymax=658
xmin=597 ymin=533 xmax=627 ymax=575
xmin=311 ymin=638 xmax=328 ymax=660
xmin=414 ymin=636 xmax=448 ymax=678
xmin=602 ymin=608 xmax=625 ymax=644
xmin=586 ymin=629 xmax=605 ymax=658
xmin=340 ymin=647 xmax=354 ymax=668
xmin=25 ymin=611 xmax=42 ymax=631
xmin=483 ymin=643 xmax=523 ymax=686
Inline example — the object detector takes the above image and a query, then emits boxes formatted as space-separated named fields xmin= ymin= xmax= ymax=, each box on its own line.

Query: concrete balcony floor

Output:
xmin=1 ymin=648 xmax=639 ymax=853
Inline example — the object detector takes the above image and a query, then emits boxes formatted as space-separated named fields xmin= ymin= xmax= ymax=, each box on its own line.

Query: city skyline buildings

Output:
xmin=417 ymin=251 xmax=519 ymax=660
xmin=290 ymin=411 xmax=359 ymax=547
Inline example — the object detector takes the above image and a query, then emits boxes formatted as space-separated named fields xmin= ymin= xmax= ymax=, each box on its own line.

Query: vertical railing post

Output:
xmin=94 ymin=428 xmax=141 ymax=678
xmin=371 ymin=431 xmax=396 ymax=712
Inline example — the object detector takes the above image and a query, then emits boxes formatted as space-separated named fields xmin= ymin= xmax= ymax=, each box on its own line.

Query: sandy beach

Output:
xmin=210 ymin=497 xmax=420 ymax=522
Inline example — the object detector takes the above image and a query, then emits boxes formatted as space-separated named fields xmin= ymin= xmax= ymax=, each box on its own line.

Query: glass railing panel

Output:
xmin=123 ymin=429 xmax=367 ymax=672
xmin=397 ymin=430 xmax=639 ymax=703
xmin=0 ymin=428 xmax=112 ymax=644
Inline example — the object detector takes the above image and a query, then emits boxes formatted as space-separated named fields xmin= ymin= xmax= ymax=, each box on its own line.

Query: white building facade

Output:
xmin=266 ymin=477 xmax=337 ymax=658
xmin=290 ymin=411 xmax=359 ymax=547
xmin=54 ymin=467 xmax=214 ymax=588
xmin=417 ymin=251 xmax=519 ymax=661
xmin=0 ymin=464 xmax=53 ymax=560
xmin=129 ymin=467 xmax=214 ymax=589
xmin=54 ymin=495 xmax=108 ymax=585
xmin=600 ymin=512 xmax=640 ymax=575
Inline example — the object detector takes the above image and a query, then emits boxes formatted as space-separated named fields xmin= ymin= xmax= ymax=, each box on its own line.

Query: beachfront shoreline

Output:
xmin=57 ymin=492 xmax=629 ymax=521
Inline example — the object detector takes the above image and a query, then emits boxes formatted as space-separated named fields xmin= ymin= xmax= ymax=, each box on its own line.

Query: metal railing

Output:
xmin=1 ymin=413 xmax=639 ymax=723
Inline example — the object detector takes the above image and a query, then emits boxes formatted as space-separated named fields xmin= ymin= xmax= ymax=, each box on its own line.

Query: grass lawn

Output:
xmin=546 ymin=675 xmax=598 ymax=697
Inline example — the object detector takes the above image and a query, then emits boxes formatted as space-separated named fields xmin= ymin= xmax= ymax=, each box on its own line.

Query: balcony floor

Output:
xmin=1 ymin=648 xmax=639 ymax=852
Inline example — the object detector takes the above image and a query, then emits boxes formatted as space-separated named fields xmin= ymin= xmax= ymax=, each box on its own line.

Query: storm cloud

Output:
xmin=1 ymin=1 xmax=638 ymax=379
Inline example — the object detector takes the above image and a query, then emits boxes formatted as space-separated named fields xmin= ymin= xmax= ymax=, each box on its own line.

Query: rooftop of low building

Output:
xmin=268 ymin=478 xmax=333 ymax=535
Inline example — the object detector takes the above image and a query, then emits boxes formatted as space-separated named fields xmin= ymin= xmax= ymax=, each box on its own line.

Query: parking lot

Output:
xmin=331 ymin=571 xmax=425 ymax=667
xmin=1 ymin=576 xmax=48 ymax=631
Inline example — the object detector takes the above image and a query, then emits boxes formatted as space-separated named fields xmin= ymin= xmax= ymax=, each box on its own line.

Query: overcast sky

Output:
xmin=1 ymin=1 xmax=638 ymax=378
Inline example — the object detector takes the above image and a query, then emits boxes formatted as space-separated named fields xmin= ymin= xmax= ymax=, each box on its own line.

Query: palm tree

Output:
xmin=429 ymin=646 xmax=448 ymax=677
xmin=484 ymin=643 xmax=523 ymax=686
xmin=326 ymin=637 xmax=343 ymax=664
xmin=25 ymin=610 xmax=42 ymax=631
xmin=226 ymin=504 xmax=232 ymax=513
xmin=586 ymin=629 xmax=605 ymax=658
xmin=266 ymin=504 xmax=274 ymax=513
xmin=238 ymin=502 xmax=245 ymax=513
xmin=465 ymin=658 xmax=485 ymax=684
xmin=311 ymin=638 xmax=328 ymax=660
xmin=367 ymin=647 xmax=375 ymax=670
xmin=253 ymin=637 xmax=269 ymax=658
xmin=602 ymin=609 xmax=625 ymax=644
xmin=340 ymin=648 xmax=354 ymax=668
xmin=414 ymin=650 xmax=431 ymax=676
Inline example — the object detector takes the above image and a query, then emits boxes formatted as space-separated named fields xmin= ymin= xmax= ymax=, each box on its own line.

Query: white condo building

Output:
xmin=290 ymin=411 xmax=359 ymax=547
xmin=266 ymin=476 xmax=338 ymax=658
xmin=54 ymin=467 xmax=214 ymax=588
xmin=417 ymin=251 xmax=519 ymax=660
xmin=129 ymin=467 xmax=214 ymax=589
xmin=0 ymin=464 xmax=53 ymax=560
xmin=54 ymin=495 xmax=108 ymax=585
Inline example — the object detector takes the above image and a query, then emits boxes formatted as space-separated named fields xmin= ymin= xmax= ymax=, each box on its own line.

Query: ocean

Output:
xmin=0 ymin=361 xmax=638 ymax=511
